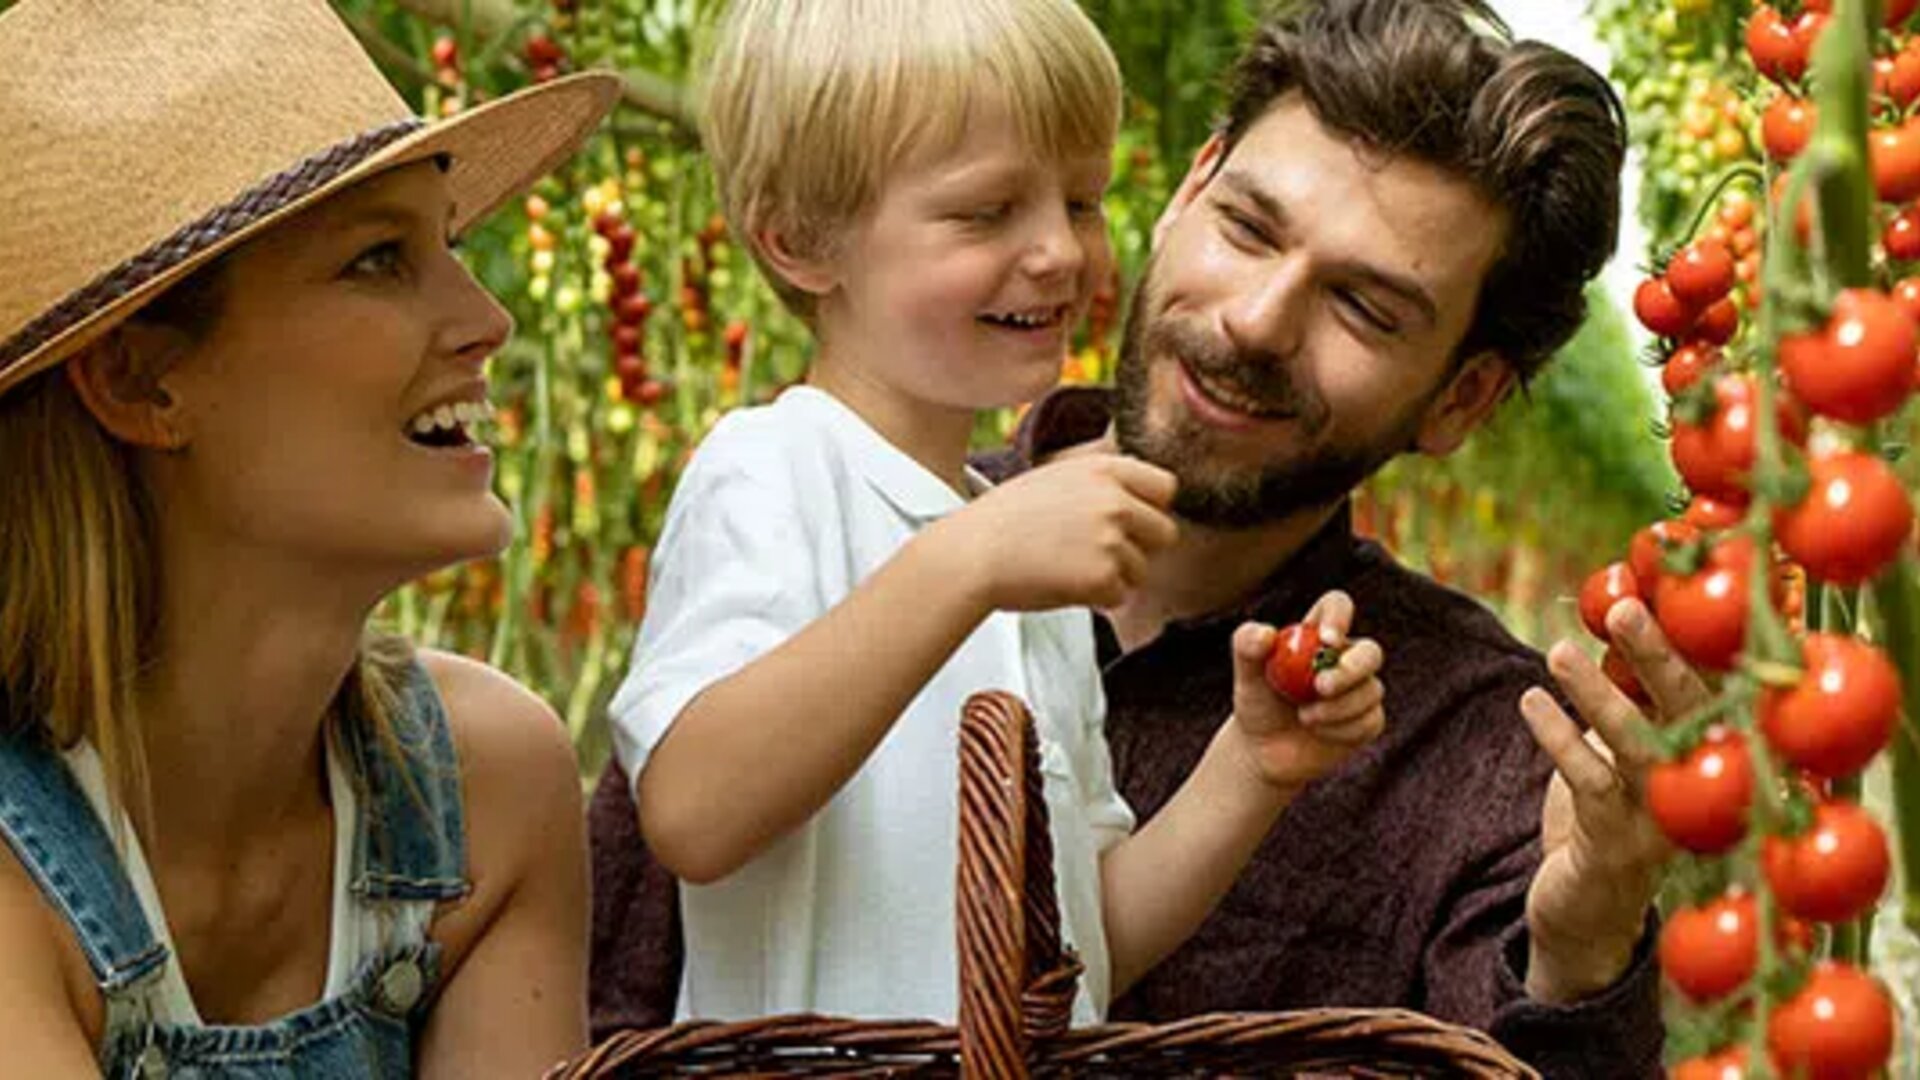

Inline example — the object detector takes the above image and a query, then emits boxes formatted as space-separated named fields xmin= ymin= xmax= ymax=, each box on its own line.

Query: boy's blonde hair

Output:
xmin=699 ymin=0 xmax=1123 ymax=319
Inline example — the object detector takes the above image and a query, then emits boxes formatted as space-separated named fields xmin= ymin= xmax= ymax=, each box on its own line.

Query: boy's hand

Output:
xmin=1228 ymin=590 xmax=1385 ymax=792
xmin=933 ymin=453 xmax=1179 ymax=612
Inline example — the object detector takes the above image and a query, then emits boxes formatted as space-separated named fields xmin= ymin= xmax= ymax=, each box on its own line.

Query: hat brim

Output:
xmin=0 ymin=70 xmax=620 ymax=399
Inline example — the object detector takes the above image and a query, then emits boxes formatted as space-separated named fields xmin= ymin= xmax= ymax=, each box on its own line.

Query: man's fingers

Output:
xmin=1122 ymin=497 xmax=1182 ymax=552
xmin=1300 ymin=678 xmax=1383 ymax=726
xmin=1521 ymin=686 xmax=1621 ymax=800
xmin=1605 ymin=598 xmax=1713 ymax=722
xmin=1303 ymin=590 xmax=1355 ymax=642
xmin=1104 ymin=456 xmax=1180 ymax=508
xmin=1314 ymin=638 xmax=1382 ymax=698
xmin=1547 ymin=641 xmax=1659 ymax=774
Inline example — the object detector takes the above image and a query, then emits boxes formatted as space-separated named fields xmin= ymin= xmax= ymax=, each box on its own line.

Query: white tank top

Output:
xmin=63 ymin=736 xmax=435 ymax=1025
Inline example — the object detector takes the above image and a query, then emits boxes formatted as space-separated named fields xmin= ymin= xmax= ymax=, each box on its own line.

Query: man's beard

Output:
xmin=1111 ymin=259 xmax=1429 ymax=530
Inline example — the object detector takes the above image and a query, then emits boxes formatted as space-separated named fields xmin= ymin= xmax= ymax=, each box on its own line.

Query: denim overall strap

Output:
xmin=0 ymin=735 xmax=168 ymax=994
xmin=337 ymin=658 xmax=469 ymax=903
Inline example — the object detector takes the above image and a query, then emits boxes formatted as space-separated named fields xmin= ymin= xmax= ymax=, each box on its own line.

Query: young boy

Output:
xmin=608 ymin=0 xmax=1388 ymax=1024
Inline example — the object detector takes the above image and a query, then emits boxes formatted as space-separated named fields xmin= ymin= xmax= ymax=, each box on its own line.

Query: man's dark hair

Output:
xmin=1220 ymin=0 xmax=1626 ymax=385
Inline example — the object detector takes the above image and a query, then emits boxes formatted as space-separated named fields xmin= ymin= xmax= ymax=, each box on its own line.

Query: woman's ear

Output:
xmin=753 ymin=219 xmax=838 ymax=298
xmin=65 ymin=323 xmax=191 ymax=451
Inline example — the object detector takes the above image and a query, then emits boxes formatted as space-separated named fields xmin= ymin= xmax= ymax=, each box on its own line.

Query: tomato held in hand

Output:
xmin=1601 ymin=647 xmax=1649 ymax=705
xmin=1264 ymin=621 xmax=1338 ymax=705
xmin=1658 ymin=891 xmax=1758 ymax=1002
xmin=1765 ymin=800 xmax=1891 ymax=924
xmin=1578 ymin=561 xmax=1641 ymax=639
xmin=1654 ymin=536 xmax=1756 ymax=672
xmin=1767 ymin=962 xmax=1895 ymax=1080
xmin=1780 ymin=289 xmax=1917 ymax=423
xmin=1775 ymin=451 xmax=1915 ymax=587
xmin=1647 ymin=725 xmax=1753 ymax=854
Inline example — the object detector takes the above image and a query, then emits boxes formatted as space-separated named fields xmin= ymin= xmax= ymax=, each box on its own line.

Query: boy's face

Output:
xmin=1113 ymin=96 xmax=1514 ymax=528
xmin=814 ymin=95 xmax=1114 ymax=413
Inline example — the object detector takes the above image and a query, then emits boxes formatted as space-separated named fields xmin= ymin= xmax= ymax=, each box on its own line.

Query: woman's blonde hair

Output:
xmin=698 ymin=0 xmax=1123 ymax=319
xmin=0 ymin=288 xmax=418 ymax=836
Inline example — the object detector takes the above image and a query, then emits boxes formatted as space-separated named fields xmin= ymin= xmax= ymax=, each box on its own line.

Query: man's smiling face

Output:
xmin=1113 ymin=95 xmax=1514 ymax=528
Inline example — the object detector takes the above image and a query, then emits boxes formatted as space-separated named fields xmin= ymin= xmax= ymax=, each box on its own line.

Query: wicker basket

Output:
xmin=551 ymin=692 xmax=1540 ymax=1078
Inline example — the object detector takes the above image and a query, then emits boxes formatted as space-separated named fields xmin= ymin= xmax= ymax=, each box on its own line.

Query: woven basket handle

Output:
xmin=956 ymin=691 xmax=1082 ymax=1080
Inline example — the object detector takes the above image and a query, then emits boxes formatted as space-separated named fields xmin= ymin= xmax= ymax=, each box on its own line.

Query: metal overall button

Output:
xmin=375 ymin=958 xmax=424 ymax=1014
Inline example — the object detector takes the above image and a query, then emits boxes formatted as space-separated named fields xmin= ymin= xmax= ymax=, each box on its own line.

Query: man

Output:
xmin=589 ymin=2 xmax=1689 ymax=1074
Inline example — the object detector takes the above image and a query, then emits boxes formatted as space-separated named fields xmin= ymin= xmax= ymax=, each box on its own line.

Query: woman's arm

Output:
xmin=0 ymin=850 xmax=104 ymax=1078
xmin=416 ymin=650 xmax=589 ymax=1080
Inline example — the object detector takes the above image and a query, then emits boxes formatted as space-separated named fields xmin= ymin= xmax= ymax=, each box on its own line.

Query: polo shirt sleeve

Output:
xmin=607 ymin=434 xmax=820 ymax=788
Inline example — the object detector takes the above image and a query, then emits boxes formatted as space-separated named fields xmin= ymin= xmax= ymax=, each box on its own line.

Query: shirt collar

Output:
xmin=781 ymin=385 xmax=987 ymax=521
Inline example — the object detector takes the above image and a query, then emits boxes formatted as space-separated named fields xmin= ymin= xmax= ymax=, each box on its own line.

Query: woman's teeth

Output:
xmin=407 ymin=400 xmax=495 ymax=445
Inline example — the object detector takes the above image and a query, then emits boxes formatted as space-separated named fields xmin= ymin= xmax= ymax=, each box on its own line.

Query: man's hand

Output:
xmin=1229 ymin=590 xmax=1386 ymax=793
xmin=1519 ymin=597 xmax=1712 ymax=1004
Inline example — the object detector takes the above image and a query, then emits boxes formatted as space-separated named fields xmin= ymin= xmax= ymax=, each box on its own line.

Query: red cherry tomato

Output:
xmin=1669 ymin=1046 xmax=1747 ymax=1080
xmin=1628 ymin=519 xmax=1701 ymax=597
xmin=1600 ymin=647 xmax=1648 ymax=705
xmin=1670 ymin=374 xmax=1808 ymax=503
xmin=1662 ymin=343 xmax=1721 ymax=397
xmin=1767 ymin=962 xmax=1896 ymax=1080
xmin=1634 ymin=276 xmax=1699 ymax=338
xmin=1781 ymin=288 xmax=1917 ymax=423
xmin=1885 ymin=204 xmax=1920 ymax=260
xmin=1264 ymin=621 xmax=1335 ymax=705
xmin=1890 ymin=0 xmax=1918 ymax=27
xmin=1893 ymin=43 xmax=1920 ymax=107
xmin=1682 ymin=494 xmax=1747 ymax=531
xmin=1654 ymin=536 xmax=1756 ymax=671
xmin=1871 ymin=121 xmax=1920 ymax=203
xmin=1692 ymin=297 xmax=1740 ymax=345
xmin=1775 ymin=450 xmax=1915 ymax=587
xmin=1892 ymin=276 xmax=1920 ymax=322
xmin=1760 ymin=633 xmax=1901 ymax=779
xmin=1648 ymin=725 xmax=1753 ymax=853
xmin=1748 ymin=5 xmax=1811 ymax=84
xmin=1578 ymin=562 xmax=1640 ymax=639
xmin=1658 ymin=891 xmax=1757 ymax=1002
xmin=1667 ymin=241 xmax=1736 ymax=308
xmin=1764 ymin=801 xmax=1892 ymax=924
xmin=1762 ymin=96 xmax=1815 ymax=161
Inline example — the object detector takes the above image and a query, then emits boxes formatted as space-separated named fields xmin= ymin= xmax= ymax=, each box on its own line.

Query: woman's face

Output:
xmin=154 ymin=161 xmax=515 ymax=584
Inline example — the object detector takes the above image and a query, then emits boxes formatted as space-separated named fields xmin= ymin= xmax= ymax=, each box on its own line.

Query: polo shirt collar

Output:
xmin=782 ymin=385 xmax=987 ymax=521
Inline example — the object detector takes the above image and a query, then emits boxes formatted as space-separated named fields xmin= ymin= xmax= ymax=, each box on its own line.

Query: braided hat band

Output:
xmin=0 ymin=120 xmax=422 ymax=371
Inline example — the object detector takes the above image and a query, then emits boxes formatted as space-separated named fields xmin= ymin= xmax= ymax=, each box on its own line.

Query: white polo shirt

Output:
xmin=609 ymin=385 xmax=1134 ymax=1026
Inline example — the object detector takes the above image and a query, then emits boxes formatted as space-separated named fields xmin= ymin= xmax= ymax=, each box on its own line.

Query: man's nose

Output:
xmin=1220 ymin=254 xmax=1308 ymax=360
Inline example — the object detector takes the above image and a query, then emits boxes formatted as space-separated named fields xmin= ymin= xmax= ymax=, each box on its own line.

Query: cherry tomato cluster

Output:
xmin=592 ymin=196 xmax=666 ymax=408
xmin=1603 ymin=6 xmax=1916 ymax=1075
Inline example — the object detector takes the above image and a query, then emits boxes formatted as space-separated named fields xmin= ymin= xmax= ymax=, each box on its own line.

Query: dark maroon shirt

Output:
xmin=587 ymin=387 xmax=1664 ymax=1077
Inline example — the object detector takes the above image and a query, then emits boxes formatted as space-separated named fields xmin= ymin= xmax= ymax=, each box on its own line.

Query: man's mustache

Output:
xmin=1147 ymin=319 xmax=1319 ymax=425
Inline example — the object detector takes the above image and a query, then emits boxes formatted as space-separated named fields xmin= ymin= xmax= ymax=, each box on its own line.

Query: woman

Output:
xmin=0 ymin=0 xmax=618 ymax=1075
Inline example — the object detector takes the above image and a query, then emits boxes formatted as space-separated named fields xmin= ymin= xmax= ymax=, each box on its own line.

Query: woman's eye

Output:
xmin=346 ymin=240 xmax=407 ymax=279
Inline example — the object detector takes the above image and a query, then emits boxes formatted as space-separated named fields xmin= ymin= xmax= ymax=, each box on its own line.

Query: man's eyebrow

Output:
xmin=1217 ymin=168 xmax=1439 ymax=330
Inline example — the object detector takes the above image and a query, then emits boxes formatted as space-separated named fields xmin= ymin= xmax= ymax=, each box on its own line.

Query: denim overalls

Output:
xmin=0 ymin=661 xmax=468 ymax=1078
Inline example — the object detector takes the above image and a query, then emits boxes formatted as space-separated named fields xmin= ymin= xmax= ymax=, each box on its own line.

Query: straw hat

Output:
xmin=0 ymin=0 xmax=620 ymax=399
